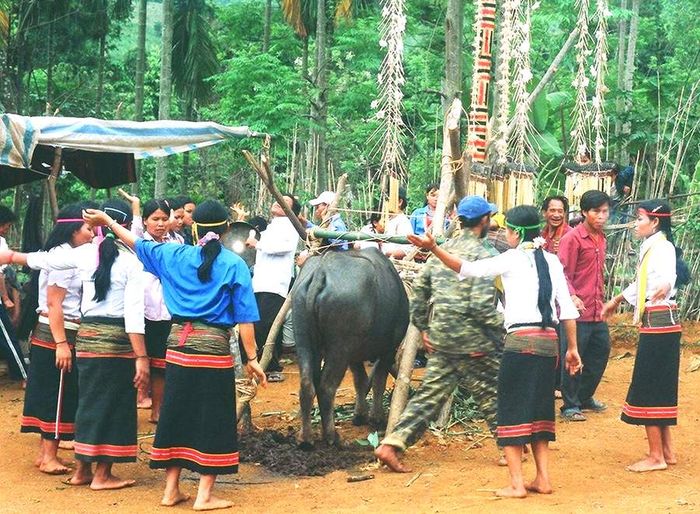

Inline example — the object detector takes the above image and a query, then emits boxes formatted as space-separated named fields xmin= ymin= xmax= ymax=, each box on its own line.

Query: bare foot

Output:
xmin=193 ymin=496 xmax=233 ymax=511
xmin=495 ymin=485 xmax=527 ymax=498
xmin=90 ymin=474 xmax=136 ymax=490
xmin=375 ymin=444 xmax=411 ymax=473
xmin=525 ymin=479 xmax=553 ymax=494
xmin=625 ymin=457 xmax=668 ymax=473
xmin=63 ymin=473 xmax=94 ymax=486
xmin=39 ymin=457 xmax=71 ymax=475
xmin=161 ymin=491 xmax=191 ymax=507
xmin=663 ymin=452 xmax=677 ymax=465
xmin=137 ymin=397 xmax=152 ymax=409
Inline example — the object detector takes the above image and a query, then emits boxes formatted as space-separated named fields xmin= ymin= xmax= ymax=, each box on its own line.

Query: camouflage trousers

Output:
xmin=382 ymin=350 xmax=501 ymax=451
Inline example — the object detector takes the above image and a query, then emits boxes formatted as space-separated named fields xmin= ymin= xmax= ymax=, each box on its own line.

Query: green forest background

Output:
xmin=1 ymin=0 xmax=700 ymax=315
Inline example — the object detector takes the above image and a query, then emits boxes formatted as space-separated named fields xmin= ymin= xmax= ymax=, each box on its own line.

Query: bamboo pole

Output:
xmin=501 ymin=27 xmax=579 ymax=143
xmin=47 ymin=147 xmax=62 ymax=219
xmin=242 ymin=146 xmax=307 ymax=240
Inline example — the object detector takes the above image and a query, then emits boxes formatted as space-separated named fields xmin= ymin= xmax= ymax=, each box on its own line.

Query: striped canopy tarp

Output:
xmin=0 ymin=114 xmax=259 ymax=189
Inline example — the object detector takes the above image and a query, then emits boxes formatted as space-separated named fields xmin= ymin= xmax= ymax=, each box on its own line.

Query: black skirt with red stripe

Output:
xmin=73 ymin=320 xmax=138 ymax=463
xmin=21 ymin=323 xmax=78 ymax=440
xmin=496 ymin=351 xmax=557 ymax=447
xmin=150 ymin=322 xmax=239 ymax=475
xmin=145 ymin=319 xmax=172 ymax=373
xmin=621 ymin=306 xmax=681 ymax=426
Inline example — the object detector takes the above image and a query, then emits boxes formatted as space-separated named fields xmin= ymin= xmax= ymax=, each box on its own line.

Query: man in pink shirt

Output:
xmin=557 ymin=190 xmax=611 ymax=421
xmin=541 ymin=196 xmax=572 ymax=255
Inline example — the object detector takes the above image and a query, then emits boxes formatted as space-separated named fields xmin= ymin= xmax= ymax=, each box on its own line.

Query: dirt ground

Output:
xmin=1 ymin=320 xmax=699 ymax=513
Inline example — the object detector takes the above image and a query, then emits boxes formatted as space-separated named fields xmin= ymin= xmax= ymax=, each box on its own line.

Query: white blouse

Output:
xmin=36 ymin=243 xmax=82 ymax=320
xmin=622 ymin=231 xmax=677 ymax=307
xmin=252 ymin=216 xmax=299 ymax=298
xmin=458 ymin=246 xmax=579 ymax=331
xmin=26 ymin=242 xmax=145 ymax=334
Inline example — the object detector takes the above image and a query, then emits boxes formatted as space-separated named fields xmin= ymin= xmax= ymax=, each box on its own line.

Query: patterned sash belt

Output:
xmin=504 ymin=327 xmax=559 ymax=357
xmin=640 ymin=305 xmax=681 ymax=334
xmin=76 ymin=318 xmax=134 ymax=358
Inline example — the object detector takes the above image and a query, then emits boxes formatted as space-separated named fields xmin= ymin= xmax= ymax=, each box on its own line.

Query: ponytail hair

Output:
xmin=638 ymin=199 xmax=691 ymax=288
xmin=44 ymin=203 xmax=87 ymax=251
xmin=93 ymin=199 xmax=133 ymax=301
xmin=192 ymin=200 xmax=229 ymax=282
xmin=506 ymin=205 xmax=553 ymax=328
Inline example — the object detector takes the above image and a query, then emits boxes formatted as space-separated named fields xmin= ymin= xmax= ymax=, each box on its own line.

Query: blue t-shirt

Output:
xmin=134 ymin=239 xmax=259 ymax=326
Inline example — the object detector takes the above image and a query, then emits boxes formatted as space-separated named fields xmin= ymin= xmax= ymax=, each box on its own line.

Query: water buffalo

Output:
xmin=292 ymin=248 xmax=409 ymax=447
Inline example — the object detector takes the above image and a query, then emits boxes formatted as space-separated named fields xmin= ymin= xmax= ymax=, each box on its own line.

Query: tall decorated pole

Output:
xmin=466 ymin=0 xmax=497 ymax=165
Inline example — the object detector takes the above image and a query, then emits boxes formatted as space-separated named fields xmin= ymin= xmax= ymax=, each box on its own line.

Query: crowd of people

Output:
xmin=0 ymin=183 xmax=689 ymax=506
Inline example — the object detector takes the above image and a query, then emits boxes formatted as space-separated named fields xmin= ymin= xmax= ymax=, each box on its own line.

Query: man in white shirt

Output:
xmin=246 ymin=194 xmax=301 ymax=381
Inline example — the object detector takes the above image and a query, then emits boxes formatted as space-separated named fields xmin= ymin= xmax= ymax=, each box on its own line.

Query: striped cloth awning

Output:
xmin=0 ymin=114 xmax=259 ymax=189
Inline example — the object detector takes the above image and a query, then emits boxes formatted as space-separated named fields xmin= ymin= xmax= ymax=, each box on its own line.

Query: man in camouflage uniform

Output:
xmin=376 ymin=196 xmax=504 ymax=472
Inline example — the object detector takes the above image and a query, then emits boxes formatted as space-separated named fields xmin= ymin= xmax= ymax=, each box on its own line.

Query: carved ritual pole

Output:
xmin=466 ymin=0 xmax=497 ymax=164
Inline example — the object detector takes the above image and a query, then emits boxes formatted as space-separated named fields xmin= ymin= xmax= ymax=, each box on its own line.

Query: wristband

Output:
xmin=135 ymin=355 xmax=148 ymax=360
xmin=247 ymin=354 xmax=258 ymax=361
xmin=55 ymin=341 xmax=68 ymax=346
xmin=8 ymin=250 xmax=15 ymax=264
xmin=108 ymin=219 xmax=119 ymax=230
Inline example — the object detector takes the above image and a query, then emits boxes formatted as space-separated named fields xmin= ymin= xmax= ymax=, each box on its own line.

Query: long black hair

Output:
xmin=192 ymin=200 xmax=229 ymax=282
xmin=143 ymin=199 xmax=171 ymax=221
xmin=638 ymin=199 xmax=691 ymax=287
xmin=93 ymin=199 xmax=132 ymax=302
xmin=44 ymin=203 xmax=86 ymax=251
xmin=506 ymin=205 xmax=553 ymax=328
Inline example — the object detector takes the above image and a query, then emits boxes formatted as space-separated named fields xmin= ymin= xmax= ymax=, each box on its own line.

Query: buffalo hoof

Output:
xmin=352 ymin=414 xmax=369 ymax=427
xmin=369 ymin=416 xmax=387 ymax=430
xmin=297 ymin=440 xmax=314 ymax=452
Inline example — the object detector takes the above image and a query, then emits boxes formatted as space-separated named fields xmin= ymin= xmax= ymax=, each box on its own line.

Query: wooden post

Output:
xmin=433 ymin=98 xmax=462 ymax=236
xmin=386 ymin=323 xmax=422 ymax=434
xmin=47 ymin=147 xmax=62 ymax=220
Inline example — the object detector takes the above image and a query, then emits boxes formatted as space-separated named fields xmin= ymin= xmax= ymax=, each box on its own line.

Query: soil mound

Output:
xmin=240 ymin=428 xmax=375 ymax=476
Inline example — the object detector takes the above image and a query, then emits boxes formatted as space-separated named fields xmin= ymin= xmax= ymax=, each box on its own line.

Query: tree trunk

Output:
xmin=442 ymin=0 xmax=463 ymax=112
xmin=132 ymin=0 xmax=147 ymax=196
xmin=134 ymin=0 xmax=147 ymax=122
xmin=95 ymin=33 xmax=106 ymax=117
xmin=614 ymin=0 xmax=628 ymax=162
xmin=155 ymin=0 xmax=175 ymax=198
xmin=311 ymin=0 xmax=328 ymax=191
xmin=619 ymin=0 xmax=640 ymax=161
xmin=263 ymin=0 xmax=272 ymax=52
xmin=46 ymin=18 xmax=53 ymax=108
xmin=301 ymin=35 xmax=309 ymax=82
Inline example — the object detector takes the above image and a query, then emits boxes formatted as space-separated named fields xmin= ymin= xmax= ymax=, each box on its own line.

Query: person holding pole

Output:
xmin=602 ymin=200 xmax=690 ymax=472
xmin=1 ymin=199 xmax=149 ymax=490
xmin=20 ymin=204 xmax=94 ymax=475
xmin=406 ymin=205 xmax=582 ymax=498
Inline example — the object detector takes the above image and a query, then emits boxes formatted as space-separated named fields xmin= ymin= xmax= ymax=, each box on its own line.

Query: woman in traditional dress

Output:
xmin=1 ymin=199 xmax=149 ymax=490
xmin=122 ymin=193 xmax=181 ymax=421
xmin=21 ymin=204 xmax=94 ymax=475
xmin=408 ymin=205 xmax=582 ymax=498
xmin=602 ymin=200 xmax=690 ymax=472
xmin=84 ymin=200 xmax=266 ymax=510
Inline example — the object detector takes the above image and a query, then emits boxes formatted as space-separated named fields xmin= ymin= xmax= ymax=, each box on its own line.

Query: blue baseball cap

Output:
xmin=456 ymin=195 xmax=498 ymax=220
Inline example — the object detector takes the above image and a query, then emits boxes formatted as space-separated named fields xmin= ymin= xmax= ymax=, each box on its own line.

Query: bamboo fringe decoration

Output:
xmin=467 ymin=174 xmax=489 ymax=199
xmin=372 ymin=0 xmax=408 ymax=182
xmin=565 ymin=172 xmax=612 ymax=209
xmin=571 ymin=0 xmax=592 ymax=158
xmin=492 ymin=0 xmax=519 ymax=165
xmin=508 ymin=0 xmax=538 ymax=167
xmin=591 ymin=0 xmax=611 ymax=163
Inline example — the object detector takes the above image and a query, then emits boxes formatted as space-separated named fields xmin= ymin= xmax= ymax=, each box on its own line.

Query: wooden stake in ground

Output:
xmin=386 ymin=323 xmax=422 ymax=434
